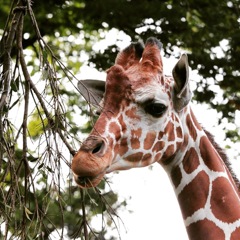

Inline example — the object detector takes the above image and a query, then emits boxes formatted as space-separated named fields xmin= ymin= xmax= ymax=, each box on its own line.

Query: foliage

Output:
xmin=1 ymin=0 xmax=238 ymax=137
xmin=1 ymin=1 xmax=239 ymax=120
xmin=0 ymin=0 xmax=123 ymax=239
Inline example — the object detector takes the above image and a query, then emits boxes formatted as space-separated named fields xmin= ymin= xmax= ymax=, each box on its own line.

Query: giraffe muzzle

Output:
xmin=71 ymin=135 xmax=110 ymax=188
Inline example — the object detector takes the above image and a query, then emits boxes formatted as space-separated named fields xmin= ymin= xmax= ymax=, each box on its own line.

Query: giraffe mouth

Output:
xmin=73 ymin=170 xmax=106 ymax=188
xmin=71 ymin=135 xmax=112 ymax=188
xmin=73 ymin=159 xmax=124 ymax=188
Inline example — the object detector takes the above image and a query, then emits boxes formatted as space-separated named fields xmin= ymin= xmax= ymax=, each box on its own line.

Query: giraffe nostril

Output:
xmin=92 ymin=143 xmax=102 ymax=154
xmin=80 ymin=136 xmax=107 ymax=157
xmin=91 ymin=139 xmax=106 ymax=156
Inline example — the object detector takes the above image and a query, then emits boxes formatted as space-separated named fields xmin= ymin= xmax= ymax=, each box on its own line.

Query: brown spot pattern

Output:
xmin=200 ymin=136 xmax=225 ymax=172
xmin=176 ymin=141 xmax=182 ymax=151
xmin=165 ymin=121 xmax=175 ymax=141
xmin=118 ymin=115 xmax=127 ymax=133
xmin=142 ymin=153 xmax=152 ymax=162
xmin=125 ymin=107 xmax=140 ymax=120
xmin=162 ymin=144 xmax=175 ymax=162
xmin=130 ymin=129 xmax=141 ymax=149
xmin=180 ymin=134 xmax=189 ymax=152
xmin=171 ymin=165 xmax=182 ymax=188
xmin=141 ymin=153 xmax=152 ymax=167
xmin=187 ymin=219 xmax=225 ymax=240
xmin=190 ymin=108 xmax=202 ymax=131
xmin=160 ymin=76 xmax=164 ymax=85
xmin=154 ymin=152 xmax=162 ymax=162
xmin=176 ymin=126 xmax=183 ymax=139
xmin=130 ymin=138 xmax=140 ymax=150
xmin=126 ymin=152 xmax=143 ymax=162
xmin=211 ymin=177 xmax=240 ymax=223
xmin=158 ymin=131 xmax=164 ymax=140
xmin=117 ymin=137 xmax=128 ymax=156
xmin=178 ymin=171 xmax=209 ymax=219
xmin=186 ymin=114 xmax=197 ymax=141
xmin=144 ymin=131 xmax=156 ymax=150
xmin=182 ymin=147 xmax=200 ymax=174
xmin=231 ymin=227 xmax=240 ymax=240
xmin=109 ymin=122 xmax=121 ymax=138
xmin=131 ymin=128 xmax=142 ymax=138
xmin=152 ymin=141 xmax=165 ymax=152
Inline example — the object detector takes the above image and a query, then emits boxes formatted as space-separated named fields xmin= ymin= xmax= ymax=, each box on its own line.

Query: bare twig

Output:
xmin=0 ymin=1 xmax=26 ymax=110
xmin=16 ymin=10 xmax=28 ymax=238
xmin=81 ymin=189 xmax=89 ymax=240
xmin=0 ymin=1 xmax=122 ymax=239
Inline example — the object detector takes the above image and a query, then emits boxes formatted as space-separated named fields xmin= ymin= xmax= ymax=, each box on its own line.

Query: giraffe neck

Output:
xmin=164 ymin=107 xmax=240 ymax=240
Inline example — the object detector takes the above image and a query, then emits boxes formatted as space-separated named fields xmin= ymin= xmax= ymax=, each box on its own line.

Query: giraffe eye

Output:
xmin=144 ymin=102 xmax=167 ymax=117
xmin=94 ymin=109 xmax=101 ymax=116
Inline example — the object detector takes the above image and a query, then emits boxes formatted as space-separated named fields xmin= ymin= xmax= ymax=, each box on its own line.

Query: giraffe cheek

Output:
xmin=114 ymin=138 xmax=129 ymax=157
xmin=125 ymin=152 xmax=143 ymax=162
xmin=130 ymin=137 xmax=141 ymax=150
xmin=144 ymin=131 xmax=157 ymax=150
xmin=109 ymin=121 xmax=122 ymax=141
xmin=130 ymin=128 xmax=142 ymax=150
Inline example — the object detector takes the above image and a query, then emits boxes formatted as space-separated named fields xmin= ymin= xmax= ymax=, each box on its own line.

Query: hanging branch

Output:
xmin=0 ymin=0 xmax=26 ymax=171
xmin=0 ymin=1 xmax=124 ymax=239
xmin=81 ymin=189 xmax=89 ymax=240
xmin=0 ymin=1 xmax=26 ymax=110
xmin=16 ymin=9 xmax=28 ymax=239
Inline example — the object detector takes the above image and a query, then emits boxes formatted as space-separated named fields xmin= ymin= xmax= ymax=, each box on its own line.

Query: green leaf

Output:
xmin=10 ymin=77 xmax=20 ymax=92
xmin=38 ymin=163 xmax=44 ymax=169
xmin=28 ymin=154 xmax=39 ymax=162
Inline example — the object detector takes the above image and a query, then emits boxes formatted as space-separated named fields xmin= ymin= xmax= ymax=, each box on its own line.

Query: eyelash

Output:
xmin=144 ymin=101 xmax=167 ymax=118
xmin=95 ymin=101 xmax=167 ymax=118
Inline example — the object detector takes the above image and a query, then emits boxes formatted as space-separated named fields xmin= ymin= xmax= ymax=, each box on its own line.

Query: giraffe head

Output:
xmin=72 ymin=37 xmax=192 ymax=188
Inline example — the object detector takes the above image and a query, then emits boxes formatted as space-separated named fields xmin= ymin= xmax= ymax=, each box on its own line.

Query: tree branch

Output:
xmin=0 ymin=1 xmax=26 ymax=110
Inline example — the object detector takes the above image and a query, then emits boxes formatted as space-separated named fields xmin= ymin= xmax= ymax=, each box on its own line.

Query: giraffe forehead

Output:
xmin=129 ymin=70 xmax=173 ymax=103
xmin=133 ymin=81 xmax=171 ymax=104
xmin=104 ymin=62 xmax=173 ymax=111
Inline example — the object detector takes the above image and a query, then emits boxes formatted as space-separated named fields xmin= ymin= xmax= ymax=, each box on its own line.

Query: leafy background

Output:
xmin=0 ymin=0 xmax=240 ymax=239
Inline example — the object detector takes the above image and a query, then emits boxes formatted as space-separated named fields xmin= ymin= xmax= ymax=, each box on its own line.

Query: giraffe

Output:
xmin=71 ymin=37 xmax=240 ymax=240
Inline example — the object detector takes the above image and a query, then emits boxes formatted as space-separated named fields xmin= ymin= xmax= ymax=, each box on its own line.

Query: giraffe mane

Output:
xmin=204 ymin=128 xmax=240 ymax=191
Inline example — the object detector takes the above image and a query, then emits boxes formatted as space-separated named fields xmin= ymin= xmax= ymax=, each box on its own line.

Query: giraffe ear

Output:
xmin=172 ymin=54 xmax=192 ymax=112
xmin=77 ymin=79 xmax=105 ymax=106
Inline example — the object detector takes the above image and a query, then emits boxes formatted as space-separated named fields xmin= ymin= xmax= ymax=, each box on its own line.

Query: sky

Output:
xmin=76 ymin=30 xmax=240 ymax=240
